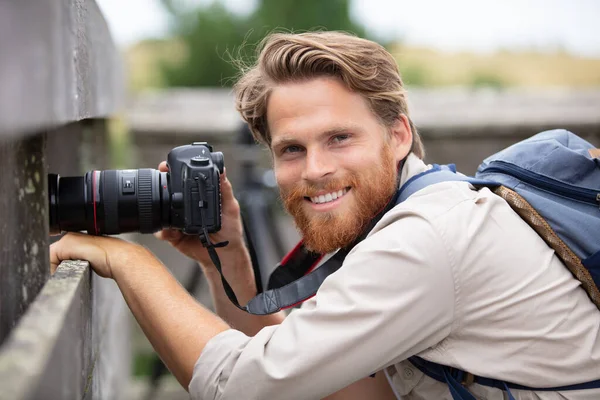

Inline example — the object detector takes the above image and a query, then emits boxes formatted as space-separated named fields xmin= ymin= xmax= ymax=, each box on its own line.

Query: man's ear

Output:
xmin=388 ymin=114 xmax=413 ymax=163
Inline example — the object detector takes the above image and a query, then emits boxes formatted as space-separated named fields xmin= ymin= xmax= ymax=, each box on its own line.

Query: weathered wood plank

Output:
xmin=0 ymin=260 xmax=130 ymax=400
xmin=0 ymin=134 xmax=49 ymax=345
xmin=0 ymin=0 xmax=128 ymax=397
xmin=0 ymin=260 xmax=90 ymax=400
xmin=0 ymin=0 xmax=123 ymax=138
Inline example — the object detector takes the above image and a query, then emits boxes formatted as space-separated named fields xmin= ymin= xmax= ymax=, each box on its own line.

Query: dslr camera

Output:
xmin=48 ymin=142 xmax=223 ymax=237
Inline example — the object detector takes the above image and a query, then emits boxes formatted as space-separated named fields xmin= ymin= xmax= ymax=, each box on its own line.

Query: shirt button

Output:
xmin=403 ymin=367 xmax=415 ymax=380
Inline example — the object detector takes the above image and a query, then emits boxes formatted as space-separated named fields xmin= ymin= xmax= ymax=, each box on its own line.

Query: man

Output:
xmin=50 ymin=32 xmax=600 ymax=399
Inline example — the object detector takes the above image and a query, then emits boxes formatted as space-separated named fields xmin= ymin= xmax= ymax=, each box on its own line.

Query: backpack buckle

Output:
xmin=462 ymin=372 xmax=475 ymax=386
xmin=448 ymin=367 xmax=475 ymax=387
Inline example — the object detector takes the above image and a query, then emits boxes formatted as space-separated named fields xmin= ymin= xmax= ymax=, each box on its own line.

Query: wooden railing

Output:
xmin=0 ymin=1 xmax=126 ymax=399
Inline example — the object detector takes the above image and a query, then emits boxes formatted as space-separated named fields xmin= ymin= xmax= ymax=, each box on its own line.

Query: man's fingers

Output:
xmin=222 ymin=167 xmax=231 ymax=188
xmin=154 ymin=228 xmax=184 ymax=244
xmin=50 ymin=242 xmax=60 ymax=275
xmin=49 ymin=232 xmax=127 ymax=280
xmin=220 ymin=168 xmax=239 ymax=212
xmin=158 ymin=161 xmax=168 ymax=172
xmin=49 ymin=232 xmax=81 ymax=274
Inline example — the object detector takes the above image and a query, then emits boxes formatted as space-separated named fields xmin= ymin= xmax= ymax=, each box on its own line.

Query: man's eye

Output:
xmin=331 ymin=134 xmax=349 ymax=143
xmin=282 ymin=145 xmax=302 ymax=154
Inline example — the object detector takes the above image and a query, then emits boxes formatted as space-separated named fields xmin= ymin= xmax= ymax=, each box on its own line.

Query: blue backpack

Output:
xmin=398 ymin=129 xmax=600 ymax=399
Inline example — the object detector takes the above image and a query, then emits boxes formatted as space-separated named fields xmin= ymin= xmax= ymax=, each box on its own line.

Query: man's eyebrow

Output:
xmin=271 ymin=136 xmax=296 ymax=149
xmin=271 ymin=125 xmax=363 ymax=149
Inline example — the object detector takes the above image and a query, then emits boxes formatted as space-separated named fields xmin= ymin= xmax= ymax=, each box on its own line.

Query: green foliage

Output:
xmin=249 ymin=0 xmax=366 ymax=37
xmin=399 ymin=64 xmax=429 ymax=87
xmin=159 ymin=0 xmax=367 ymax=87
xmin=160 ymin=2 xmax=251 ymax=87
xmin=133 ymin=351 xmax=160 ymax=376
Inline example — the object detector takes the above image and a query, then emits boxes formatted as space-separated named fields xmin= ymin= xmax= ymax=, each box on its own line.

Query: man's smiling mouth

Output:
xmin=306 ymin=187 xmax=350 ymax=204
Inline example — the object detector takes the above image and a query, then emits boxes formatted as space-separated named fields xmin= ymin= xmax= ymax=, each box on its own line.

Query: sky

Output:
xmin=97 ymin=0 xmax=600 ymax=57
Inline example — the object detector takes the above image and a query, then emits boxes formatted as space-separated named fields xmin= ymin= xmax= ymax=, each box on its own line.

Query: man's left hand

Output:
xmin=50 ymin=232 xmax=149 ymax=279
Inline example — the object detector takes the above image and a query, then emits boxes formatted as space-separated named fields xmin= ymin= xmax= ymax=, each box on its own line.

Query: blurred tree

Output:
xmin=249 ymin=0 xmax=365 ymax=38
xmin=159 ymin=0 xmax=366 ymax=87
xmin=159 ymin=2 xmax=250 ymax=87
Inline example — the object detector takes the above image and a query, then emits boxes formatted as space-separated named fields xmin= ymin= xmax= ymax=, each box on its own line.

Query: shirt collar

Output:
xmin=398 ymin=153 xmax=431 ymax=189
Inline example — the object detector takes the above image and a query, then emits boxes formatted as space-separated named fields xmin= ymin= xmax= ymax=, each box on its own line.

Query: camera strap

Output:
xmin=200 ymin=186 xmax=401 ymax=315
xmin=200 ymin=224 xmax=349 ymax=315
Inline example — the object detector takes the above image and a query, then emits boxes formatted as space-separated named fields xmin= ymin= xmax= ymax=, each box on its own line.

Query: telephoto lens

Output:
xmin=48 ymin=169 xmax=171 ymax=235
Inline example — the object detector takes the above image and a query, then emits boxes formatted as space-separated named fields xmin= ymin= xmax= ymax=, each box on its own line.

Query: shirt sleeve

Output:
xmin=189 ymin=212 xmax=457 ymax=400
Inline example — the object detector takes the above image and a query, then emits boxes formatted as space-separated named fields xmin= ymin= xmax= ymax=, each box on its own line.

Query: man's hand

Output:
xmin=50 ymin=232 xmax=149 ymax=279
xmin=51 ymin=231 xmax=229 ymax=390
xmin=153 ymin=161 xmax=284 ymax=333
xmin=154 ymin=162 xmax=248 ymax=270
xmin=154 ymin=161 xmax=271 ymax=319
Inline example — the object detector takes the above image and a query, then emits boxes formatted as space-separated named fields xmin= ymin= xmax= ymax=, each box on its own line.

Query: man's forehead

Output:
xmin=267 ymin=78 xmax=368 ymax=118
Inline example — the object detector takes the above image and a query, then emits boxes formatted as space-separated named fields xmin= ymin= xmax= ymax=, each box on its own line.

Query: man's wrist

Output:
xmin=110 ymin=243 xmax=158 ymax=281
xmin=202 ymin=244 xmax=258 ymax=303
xmin=203 ymin=246 xmax=253 ymax=282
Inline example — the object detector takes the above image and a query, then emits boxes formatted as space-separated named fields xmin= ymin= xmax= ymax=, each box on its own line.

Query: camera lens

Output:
xmin=48 ymin=169 xmax=171 ymax=235
xmin=48 ymin=174 xmax=87 ymax=234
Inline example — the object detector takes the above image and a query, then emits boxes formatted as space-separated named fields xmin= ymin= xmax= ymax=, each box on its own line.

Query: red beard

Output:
xmin=280 ymin=145 xmax=398 ymax=254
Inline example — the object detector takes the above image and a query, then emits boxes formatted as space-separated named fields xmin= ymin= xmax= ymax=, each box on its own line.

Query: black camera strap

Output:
xmin=199 ymin=208 xmax=347 ymax=315
xmin=198 ymin=181 xmax=401 ymax=315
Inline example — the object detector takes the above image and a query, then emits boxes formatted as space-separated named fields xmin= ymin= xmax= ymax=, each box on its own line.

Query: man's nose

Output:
xmin=302 ymin=148 xmax=336 ymax=182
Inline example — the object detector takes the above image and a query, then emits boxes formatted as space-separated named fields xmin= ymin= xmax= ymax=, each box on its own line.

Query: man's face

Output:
xmin=268 ymin=77 xmax=412 ymax=254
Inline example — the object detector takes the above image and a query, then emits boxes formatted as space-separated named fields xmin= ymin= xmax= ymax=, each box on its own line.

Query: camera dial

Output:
xmin=191 ymin=156 xmax=211 ymax=166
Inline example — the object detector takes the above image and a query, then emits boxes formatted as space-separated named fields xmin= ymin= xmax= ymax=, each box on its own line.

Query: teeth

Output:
xmin=310 ymin=188 xmax=348 ymax=204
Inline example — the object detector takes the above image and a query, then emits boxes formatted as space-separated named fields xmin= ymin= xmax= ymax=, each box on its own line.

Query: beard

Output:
xmin=280 ymin=144 xmax=398 ymax=254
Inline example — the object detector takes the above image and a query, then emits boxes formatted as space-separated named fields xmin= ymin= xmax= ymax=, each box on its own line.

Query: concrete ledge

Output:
xmin=0 ymin=260 xmax=130 ymax=400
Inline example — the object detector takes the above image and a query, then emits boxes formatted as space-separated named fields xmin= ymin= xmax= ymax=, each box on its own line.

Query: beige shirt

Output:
xmin=189 ymin=154 xmax=600 ymax=400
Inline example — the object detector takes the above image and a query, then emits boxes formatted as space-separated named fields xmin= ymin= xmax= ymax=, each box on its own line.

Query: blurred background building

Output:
xmin=1 ymin=0 xmax=599 ymax=399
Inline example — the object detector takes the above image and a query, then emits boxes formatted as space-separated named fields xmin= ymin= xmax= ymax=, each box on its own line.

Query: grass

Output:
xmin=390 ymin=44 xmax=600 ymax=88
xmin=124 ymin=38 xmax=600 ymax=91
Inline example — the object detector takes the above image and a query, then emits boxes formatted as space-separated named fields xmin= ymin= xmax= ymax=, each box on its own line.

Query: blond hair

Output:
xmin=234 ymin=31 xmax=424 ymax=159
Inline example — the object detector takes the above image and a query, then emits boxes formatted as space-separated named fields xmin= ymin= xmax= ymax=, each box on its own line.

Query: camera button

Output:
xmin=122 ymin=176 xmax=135 ymax=194
xmin=191 ymin=155 xmax=210 ymax=166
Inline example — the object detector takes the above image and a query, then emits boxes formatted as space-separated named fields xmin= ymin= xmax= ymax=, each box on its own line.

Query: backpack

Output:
xmin=398 ymin=129 xmax=600 ymax=399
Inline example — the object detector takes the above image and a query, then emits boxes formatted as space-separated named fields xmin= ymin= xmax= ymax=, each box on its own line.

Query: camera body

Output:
xmin=167 ymin=142 xmax=224 ymax=235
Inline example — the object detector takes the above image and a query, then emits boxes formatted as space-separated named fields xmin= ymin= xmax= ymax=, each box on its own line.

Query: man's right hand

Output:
xmin=155 ymin=162 xmax=285 ymax=332
xmin=154 ymin=162 xmax=250 ymax=278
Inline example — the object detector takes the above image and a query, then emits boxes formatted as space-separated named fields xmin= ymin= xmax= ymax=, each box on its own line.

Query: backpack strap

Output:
xmin=409 ymin=355 xmax=600 ymax=400
xmin=401 ymin=166 xmax=600 ymax=398
xmin=408 ymin=356 xmax=516 ymax=400
xmin=397 ymin=164 xmax=498 ymax=204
